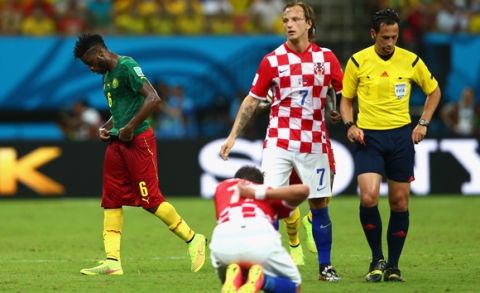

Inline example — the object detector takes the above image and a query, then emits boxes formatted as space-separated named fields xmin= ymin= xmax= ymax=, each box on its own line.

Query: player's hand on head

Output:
xmin=237 ymin=181 xmax=255 ymax=199
xmin=99 ymin=127 xmax=110 ymax=142
xmin=119 ymin=125 xmax=134 ymax=142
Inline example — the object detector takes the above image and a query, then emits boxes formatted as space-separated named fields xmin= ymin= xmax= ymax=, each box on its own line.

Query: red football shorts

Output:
xmin=101 ymin=128 xmax=165 ymax=209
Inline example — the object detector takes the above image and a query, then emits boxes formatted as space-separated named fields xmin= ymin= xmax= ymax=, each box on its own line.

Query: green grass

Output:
xmin=0 ymin=196 xmax=479 ymax=292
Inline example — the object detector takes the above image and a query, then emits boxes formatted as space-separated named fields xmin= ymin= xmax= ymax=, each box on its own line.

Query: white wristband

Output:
xmin=254 ymin=187 xmax=267 ymax=200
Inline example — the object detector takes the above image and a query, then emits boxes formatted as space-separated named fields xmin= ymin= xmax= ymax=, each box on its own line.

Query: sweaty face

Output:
xmin=372 ymin=22 xmax=399 ymax=56
xmin=81 ymin=48 xmax=109 ymax=74
xmin=282 ymin=5 xmax=311 ymax=42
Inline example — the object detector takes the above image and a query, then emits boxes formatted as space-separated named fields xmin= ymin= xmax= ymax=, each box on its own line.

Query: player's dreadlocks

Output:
xmin=283 ymin=1 xmax=317 ymax=42
xmin=234 ymin=166 xmax=264 ymax=184
xmin=73 ymin=33 xmax=107 ymax=59
xmin=371 ymin=8 xmax=400 ymax=32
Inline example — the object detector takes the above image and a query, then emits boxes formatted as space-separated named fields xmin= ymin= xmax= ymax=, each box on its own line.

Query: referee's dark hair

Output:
xmin=234 ymin=166 xmax=264 ymax=184
xmin=371 ymin=8 xmax=400 ymax=32
xmin=284 ymin=1 xmax=317 ymax=41
xmin=73 ymin=33 xmax=107 ymax=59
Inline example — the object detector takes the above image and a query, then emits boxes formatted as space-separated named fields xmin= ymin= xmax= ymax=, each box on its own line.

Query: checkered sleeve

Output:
xmin=249 ymin=56 xmax=275 ymax=100
xmin=326 ymin=51 xmax=344 ymax=94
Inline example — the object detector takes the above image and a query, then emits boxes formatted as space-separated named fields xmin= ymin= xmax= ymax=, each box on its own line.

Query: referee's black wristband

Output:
xmin=344 ymin=121 xmax=355 ymax=131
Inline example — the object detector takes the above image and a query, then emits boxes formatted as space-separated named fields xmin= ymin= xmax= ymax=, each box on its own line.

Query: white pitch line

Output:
xmin=0 ymin=256 xmax=188 ymax=263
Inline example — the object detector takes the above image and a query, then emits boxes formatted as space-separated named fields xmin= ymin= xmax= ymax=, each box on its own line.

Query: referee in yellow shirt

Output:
xmin=340 ymin=9 xmax=441 ymax=282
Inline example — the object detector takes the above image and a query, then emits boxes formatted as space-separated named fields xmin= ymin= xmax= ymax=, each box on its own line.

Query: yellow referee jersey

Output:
xmin=342 ymin=46 xmax=438 ymax=130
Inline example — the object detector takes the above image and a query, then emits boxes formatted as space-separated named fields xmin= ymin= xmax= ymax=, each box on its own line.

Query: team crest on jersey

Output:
xmin=133 ymin=66 xmax=145 ymax=77
xmin=314 ymin=62 xmax=325 ymax=75
xmin=112 ymin=78 xmax=119 ymax=89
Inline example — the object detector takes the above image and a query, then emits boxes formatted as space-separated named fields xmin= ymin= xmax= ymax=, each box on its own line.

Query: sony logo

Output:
xmin=198 ymin=138 xmax=480 ymax=198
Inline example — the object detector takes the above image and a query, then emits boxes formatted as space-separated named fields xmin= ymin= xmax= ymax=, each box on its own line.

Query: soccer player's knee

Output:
xmin=309 ymin=197 xmax=327 ymax=209
xmin=153 ymin=201 xmax=182 ymax=229
xmin=361 ymin=197 xmax=378 ymax=208
xmin=360 ymin=191 xmax=380 ymax=207
xmin=143 ymin=205 xmax=158 ymax=214
xmin=143 ymin=198 xmax=166 ymax=213
xmin=155 ymin=201 xmax=174 ymax=215
xmin=104 ymin=208 xmax=123 ymax=231
xmin=389 ymin=196 xmax=408 ymax=211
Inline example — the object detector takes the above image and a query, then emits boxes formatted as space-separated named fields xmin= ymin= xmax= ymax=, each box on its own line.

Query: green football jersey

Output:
xmin=103 ymin=56 xmax=149 ymax=137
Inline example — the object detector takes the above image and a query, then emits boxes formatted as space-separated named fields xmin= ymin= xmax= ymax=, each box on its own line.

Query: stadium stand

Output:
xmin=0 ymin=0 xmax=479 ymax=139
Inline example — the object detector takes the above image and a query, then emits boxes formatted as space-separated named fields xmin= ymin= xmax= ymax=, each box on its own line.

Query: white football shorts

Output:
xmin=210 ymin=217 xmax=301 ymax=285
xmin=261 ymin=147 xmax=332 ymax=198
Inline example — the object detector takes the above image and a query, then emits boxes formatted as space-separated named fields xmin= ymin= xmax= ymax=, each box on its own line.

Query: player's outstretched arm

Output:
xmin=238 ymin=182 xmax=309 ymax=207
xmin=220 ymin=95 xmax=260 ymax=160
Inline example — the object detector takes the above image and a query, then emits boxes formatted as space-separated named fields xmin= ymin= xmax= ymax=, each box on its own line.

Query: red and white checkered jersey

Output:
xmin=214 ymin=178 xmax=294 ymax=225
xmin=250 ymin=42 xmax=343 ymax=153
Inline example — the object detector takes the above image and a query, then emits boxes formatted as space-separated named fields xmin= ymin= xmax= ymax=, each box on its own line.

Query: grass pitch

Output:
xmin=0 ymin=196 xmax=479 ymax=292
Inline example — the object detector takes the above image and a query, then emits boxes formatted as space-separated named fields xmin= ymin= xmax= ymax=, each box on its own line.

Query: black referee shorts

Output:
xmin=353 ymin=124 xmax=415 ymax=183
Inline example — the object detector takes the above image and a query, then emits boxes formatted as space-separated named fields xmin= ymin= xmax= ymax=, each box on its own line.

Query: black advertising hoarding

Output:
xmin=0 ymin=140 xmax=205 ymax=198
xmin=1 ymin=137 xmax=479 ymax=199
xmin=0 ymin=142 xmax=105 ymax=198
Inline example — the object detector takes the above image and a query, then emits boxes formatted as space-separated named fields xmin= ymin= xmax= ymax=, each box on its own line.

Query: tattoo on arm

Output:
xmin=234 ymin=101 xmax=257 ymax=136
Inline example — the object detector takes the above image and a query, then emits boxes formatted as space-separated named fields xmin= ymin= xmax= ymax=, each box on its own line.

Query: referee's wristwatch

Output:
xmin=418 ymin=119 xmax=430 ymax=128
xmin=344 ymin=121 xmax=355 ymax=130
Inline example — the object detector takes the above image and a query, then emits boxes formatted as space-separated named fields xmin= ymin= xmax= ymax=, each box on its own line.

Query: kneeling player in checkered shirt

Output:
xmin=210 ymin=166 xmax=308 ymax=293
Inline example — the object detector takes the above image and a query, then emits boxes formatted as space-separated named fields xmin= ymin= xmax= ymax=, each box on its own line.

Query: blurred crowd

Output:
xmin=440 ymin=86 xmax=480 ymax=136
xmin=60 ymin=82 xmax=478 ymax=140
xmin=57 ymin=81 xmax=270 ymax=140
xmin=2 ymin=0 xmax=479 ymax=140
xmin=2 ymin=0 xmax=480 ymax=36
xmin=0 ymin=0 xmax=287 ymax=36
xmin=368 ymin=0 xmax=480 ymax=51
